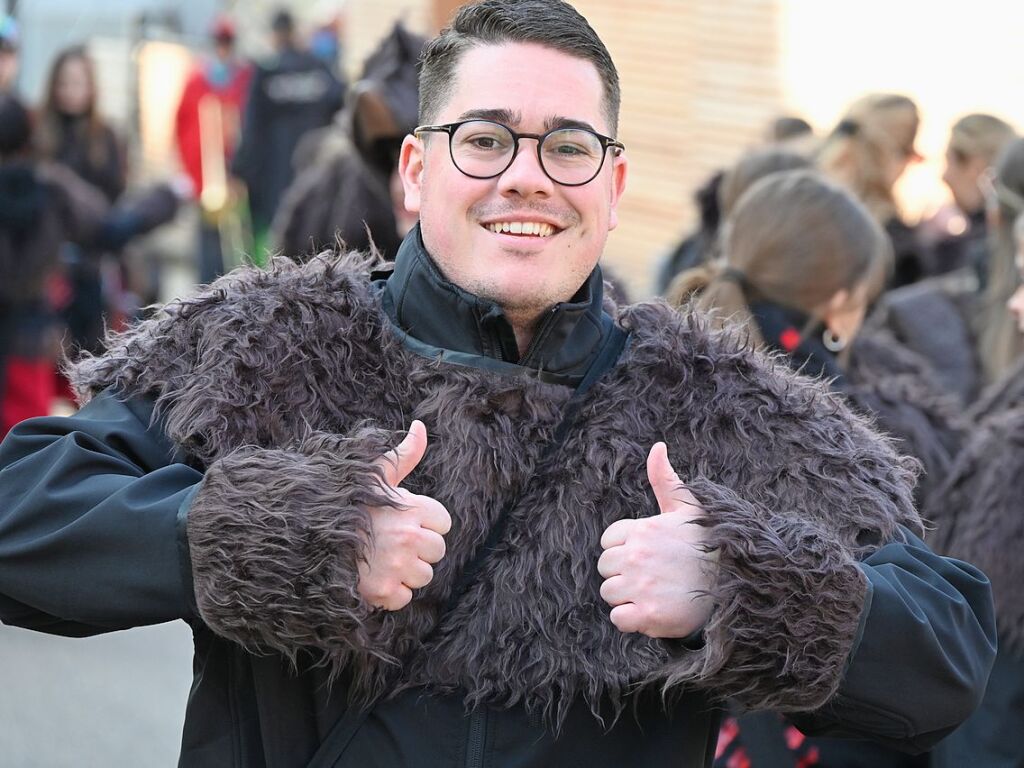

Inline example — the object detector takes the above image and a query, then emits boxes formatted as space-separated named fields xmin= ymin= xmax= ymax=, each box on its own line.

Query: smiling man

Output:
xmin=0 ymin=2 xmax=996 ymax=767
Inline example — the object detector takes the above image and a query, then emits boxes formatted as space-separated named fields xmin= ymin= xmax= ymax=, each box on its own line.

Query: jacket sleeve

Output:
xmin=95 ymin=183 xmax=181 ymax=252
xmin=39 ymin=161 xmax=111 ymax=246
xmin=789 ymin=527 xmax=996 ymax=753
xmin=658 ymin=483 xmax=995 ymax=754
xmin=184 ymin=426 xmax=401 ymax=669
xmin=0 ymin=390 xmax=202 ymax=635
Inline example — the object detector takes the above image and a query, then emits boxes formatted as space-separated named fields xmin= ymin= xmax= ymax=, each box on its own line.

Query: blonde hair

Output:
xmin=979 ymin=138 xmax=1024 ymax=382
xmin=668 ymin=170 xmax=891 ymax=346
xmin=817 ymin=93 xmax=920 ymax=224
xmin=948 ymin=113 xmax=1016 ymax=166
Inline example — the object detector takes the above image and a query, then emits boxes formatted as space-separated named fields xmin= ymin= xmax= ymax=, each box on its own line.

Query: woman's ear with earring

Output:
xmin=822 ymin=327 xmax=847 ymax=352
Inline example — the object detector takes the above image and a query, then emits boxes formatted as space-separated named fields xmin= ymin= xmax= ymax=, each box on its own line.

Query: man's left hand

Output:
xmin=597 ymin=443 xmax=717 ymax=638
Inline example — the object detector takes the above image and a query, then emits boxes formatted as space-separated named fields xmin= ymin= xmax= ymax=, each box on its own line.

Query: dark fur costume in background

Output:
xmin=272 ymin=24 xmax=424 ymax=261
xmin=70 ymin=253 xmax=921 ymax=727
xmin=928 ymin=356 xmax=1024 ymax=654
xmin=967 ymin=354 xmax=1024 ymax=424
xmin=846 ymin=330 xmax=965 ymax=507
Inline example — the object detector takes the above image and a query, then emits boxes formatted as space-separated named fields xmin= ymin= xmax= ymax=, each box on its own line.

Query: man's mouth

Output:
xmin=483 ymin=221 xmax=558 ymax=237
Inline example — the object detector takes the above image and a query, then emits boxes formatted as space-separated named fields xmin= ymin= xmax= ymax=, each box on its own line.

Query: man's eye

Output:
xmin=464 ymin=134 xmax=507 ymax=150
xmin=553 ymin=143 xmax=586 ymax=155
xmin=546 ymin=142 xmax=597 ymax=160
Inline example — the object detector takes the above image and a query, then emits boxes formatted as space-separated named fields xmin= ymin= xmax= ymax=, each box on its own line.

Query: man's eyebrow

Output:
xmin=454 ymin=109 xmax=599 ymax=134
xmin=457 ymin=108 xmax=521 ymax=125
xmin=543 ymin=116 xmax=598 ymax=133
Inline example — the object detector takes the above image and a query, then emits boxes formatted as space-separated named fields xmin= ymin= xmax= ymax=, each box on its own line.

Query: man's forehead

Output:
xmin=443 ymin=42 xmax=607 ymax=131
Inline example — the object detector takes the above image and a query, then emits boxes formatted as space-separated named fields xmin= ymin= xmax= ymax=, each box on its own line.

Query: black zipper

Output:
xmin=517 ymin=304 xmax=561 ymax=366
xmin=465 ymin=708 xmax=488 ymax=768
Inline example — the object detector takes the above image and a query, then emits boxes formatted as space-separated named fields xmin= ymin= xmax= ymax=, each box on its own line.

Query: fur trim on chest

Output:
xmin=73 ymin=257 xmax=923 ymax=725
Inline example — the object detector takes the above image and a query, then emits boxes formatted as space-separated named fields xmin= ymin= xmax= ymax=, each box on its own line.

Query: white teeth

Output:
xmin=485 ymin=221 xmax=556 ymax=237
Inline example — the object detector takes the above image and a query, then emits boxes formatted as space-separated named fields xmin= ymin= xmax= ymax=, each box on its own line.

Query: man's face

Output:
xmin=942 ymin=144 xmax=987 ymax=215
xmin=399 ymin=42 xmax=627 ymax=318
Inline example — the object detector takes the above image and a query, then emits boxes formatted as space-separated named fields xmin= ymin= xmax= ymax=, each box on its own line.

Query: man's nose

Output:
xmin=496 ymin=140 xmax=554 ymax=198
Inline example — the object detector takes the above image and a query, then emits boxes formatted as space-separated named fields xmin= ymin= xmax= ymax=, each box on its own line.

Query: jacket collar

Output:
xmin=375 ymin=224 xmax=614 ymax=386
xmin=748 ymin=299 xmax=846 ymax=389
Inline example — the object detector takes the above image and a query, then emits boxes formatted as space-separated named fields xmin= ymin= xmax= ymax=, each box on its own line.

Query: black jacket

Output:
xmin=231 ymin=47 xmax=345 ymax=229
xmin=0 ymin=230 xmax=996 ymax=767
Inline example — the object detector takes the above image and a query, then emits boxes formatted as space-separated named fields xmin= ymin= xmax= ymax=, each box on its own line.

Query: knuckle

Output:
xmin=382 ymin=583 xmax=410 ymax=611
xmin=436 ymin=533 xmax=448 ymax=558
xmin=624 ymin=547 xmax=645 ymax=570
xmin=395 ymin=526 xmax=419 ymax=549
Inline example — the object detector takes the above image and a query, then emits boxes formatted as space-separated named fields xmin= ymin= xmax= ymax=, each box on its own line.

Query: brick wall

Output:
xmin=346 ymin=0 xmax=785 ymax=298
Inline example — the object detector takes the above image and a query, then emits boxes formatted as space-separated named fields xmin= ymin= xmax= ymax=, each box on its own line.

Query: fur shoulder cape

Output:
xmin=70 ymin=253 xmax=922 ymax=725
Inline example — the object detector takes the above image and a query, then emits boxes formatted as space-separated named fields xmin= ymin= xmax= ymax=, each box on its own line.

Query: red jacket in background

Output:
xmin=174 ymin=59 xmax=251 ymax=198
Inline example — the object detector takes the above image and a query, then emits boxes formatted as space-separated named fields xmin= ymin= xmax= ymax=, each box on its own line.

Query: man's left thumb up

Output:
xmin=647 ymin=442 xmax=685 ymax=513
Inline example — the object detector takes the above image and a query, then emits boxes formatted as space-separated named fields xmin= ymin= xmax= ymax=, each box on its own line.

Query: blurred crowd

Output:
xmin=2 ymin=6 xmax=1024 ymax=767
xmin=660 ymin=99 xmax=1024 ymax=768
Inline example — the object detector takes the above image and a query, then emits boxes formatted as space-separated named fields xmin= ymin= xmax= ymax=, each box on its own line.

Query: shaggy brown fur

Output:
xmin=926 ymin=406 xmax=1024 ymax=653
xmin=70 ymin=253 xmax=921 ymax=726
xmin=846 ymin=330 xmax=965 ymax=507
xmin=968 ymin=354 xmax=1024 ymax=424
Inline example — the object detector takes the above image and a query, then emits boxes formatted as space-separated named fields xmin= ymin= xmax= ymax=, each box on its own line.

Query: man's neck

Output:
xmin=503 ymin=309 xmax=543 ymax=359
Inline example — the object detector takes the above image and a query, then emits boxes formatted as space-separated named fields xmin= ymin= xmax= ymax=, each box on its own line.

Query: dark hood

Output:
xmin=347 ymin=22 xmax=425 ymax=172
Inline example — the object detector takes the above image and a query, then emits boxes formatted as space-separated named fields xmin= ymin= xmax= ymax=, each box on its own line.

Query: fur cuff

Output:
xmin=657 ymin=476 xmax=867 ymax=712
xmin=186 ymin=427 xmax=401 ymax=665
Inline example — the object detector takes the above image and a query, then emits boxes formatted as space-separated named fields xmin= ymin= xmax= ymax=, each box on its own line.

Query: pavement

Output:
xmin=0 ymin=621 xmax=194 ymax=767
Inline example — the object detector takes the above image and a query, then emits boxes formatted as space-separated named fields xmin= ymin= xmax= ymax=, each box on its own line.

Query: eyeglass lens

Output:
xmin=450 ymin=120 xmax=606 ymax=185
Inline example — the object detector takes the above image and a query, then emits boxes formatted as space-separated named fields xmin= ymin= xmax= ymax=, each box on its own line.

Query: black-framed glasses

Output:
xmin=414 ymin=119 xmax=625 ymax=187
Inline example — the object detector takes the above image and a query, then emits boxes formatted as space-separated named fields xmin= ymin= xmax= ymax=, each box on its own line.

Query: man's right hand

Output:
xmin=358 ymin=421 xmax=452 ymax=611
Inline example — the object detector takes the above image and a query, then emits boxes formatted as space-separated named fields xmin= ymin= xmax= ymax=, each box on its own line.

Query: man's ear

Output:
xmin=608 ymin=150 xmax=629 ymax=232
xmin=398 ymin=134 xmax=424 ymax=214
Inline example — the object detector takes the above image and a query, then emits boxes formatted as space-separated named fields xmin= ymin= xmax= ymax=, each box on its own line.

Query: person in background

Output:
xmin=0 ymin=14 xmax=19 ymax=95
xmin=818 ymin=93 xmax=927 ymax=289
xmin=655 ymin=148 xmax=810 ymax=295
xmin=927 ymin=214 xmax=1024 ymax=768
xmin=273 ymin=22 xmax=425 ymax=261
xmin=975 ymin=137 xmax=1024 ymax=386
xmin=231 ymin=8 xmax=345 ymax=262
xmin=933 ymin=114 xmax=1016 ymax=279
xmin=174 ymin=14 xmax=252 ymax=283
xmin=670 ymin=170 xmax=957 ymax=768
xmin=0 ymin=93 xmax=182 ymax=437
xmin=309 ymin=14 xmax=344 ymax=77
xmin=35 ymin=44 xmax=127 ymax=359
xmin=862 ymin=119 xmax=1019 ymax=407
xmin=37 ymin=45 xmax=125 ymax=204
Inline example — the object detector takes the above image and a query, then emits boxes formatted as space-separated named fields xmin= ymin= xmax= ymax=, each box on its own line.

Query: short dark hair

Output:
xmin=418 ymin=0 xmax=620 ymax=134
